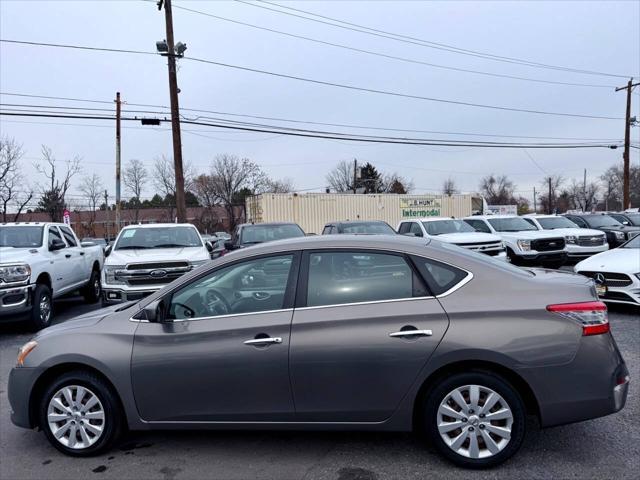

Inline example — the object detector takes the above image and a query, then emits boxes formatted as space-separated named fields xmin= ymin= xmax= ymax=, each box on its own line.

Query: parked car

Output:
xmin=574 ymin=235 xmax=640 ymax=306
xmin=209 ymin=238 xmax=227 ymax=260
xmin=322 ymin=220 xmax=396 ymax=235
xmin=81 ymin=237 xmax=108 ymax=252
xmin=463 ymin=215 xmax=567 ymax=268
xmin=608 ymin=212 xmax=640 ymax=227
xmin=215 ymin=231 xmax=231 ymax=240
xmin=563 ymin=214 xmax=640 ymax=248
xmin=101 ymin=223 xmax=212 ymax=304
xmin=225 ymin=222 xmax=305 ymax=250
xmin=8 ymin=235 xmax=628 ymax=468
xmin=522 ymin=215 xmax=608 ymax=260
xmin=0 ymin=223 xmax=104 ymax=330
xmin=397 ymin=217 xmax=506 ymax=260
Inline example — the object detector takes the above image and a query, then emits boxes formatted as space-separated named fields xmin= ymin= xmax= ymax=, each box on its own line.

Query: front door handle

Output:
xmin=389 ymin=329 xmax=433 ymax=338
xmin=244 ymin=337 xmax=283 ymax=346
xmin=79 ymin=251 xmax=85 ymax=256
xmin=65 ymin=254 xmax=71 ymax=259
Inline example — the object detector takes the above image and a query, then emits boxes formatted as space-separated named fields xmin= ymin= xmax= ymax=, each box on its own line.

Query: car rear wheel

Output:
xmin=424 ymin=371 xmax=526 ymax=468
xmin=81 ymin=269 xmax=101 ymax=303
xmin=39 ymin=371 xmax=123 ymax=456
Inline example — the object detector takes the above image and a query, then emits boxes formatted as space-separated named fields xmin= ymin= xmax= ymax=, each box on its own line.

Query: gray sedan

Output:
xmin=8 ymin=235 xmax=629 ymax=468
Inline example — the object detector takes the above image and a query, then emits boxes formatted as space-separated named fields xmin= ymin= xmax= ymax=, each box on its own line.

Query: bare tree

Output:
xmin=0 ymin=137 xmax=33 ymax=221
xmin=152 ymin=155 xmax=195 ymax=220
xmin=326 ymin=160 xmax=353 ymax=192
xmin=538 ymin=175 xmax=564 ymax=214
xmin=565 ymin=179 xmax=599 ymax=212
xmin=382 ymin=172 xmax=413 ymax=194
xmin=123 ymin=159 xmax=148 ymax=222
xmin=442 ymin=177 xmax=458 ymax=196
xmin=79 ymin=174 xmax=103 ymax=235
xmin=206 ymin=154 xmax=268 ymax=228
xmin=263 ymin=177 xmax=295 ymax=193
xmin=35 ymin=145 xmax=81 ymax=221
xmin=479 ymin=174 xmax=516 ymax=204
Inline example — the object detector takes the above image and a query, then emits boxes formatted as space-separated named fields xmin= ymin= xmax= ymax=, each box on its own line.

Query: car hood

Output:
xmin=431 ymin=232 xmax=502 ymax=243
xmin=0 ymin=247 xmax=41 ymax=264
xmin=106 ymin=247 xmax=209 ymax=265
xmin=33 ymin=302 xmax=133 ymax=340
xmin=542 ymin=228 xmax=604 ymax=237
xmin=575 ymin=248 xmax=640 ymax=274
xmin=594 ymin=225 xmax=640 ymax=232
xmin=495 ymin=230 xmax=563 ymax=240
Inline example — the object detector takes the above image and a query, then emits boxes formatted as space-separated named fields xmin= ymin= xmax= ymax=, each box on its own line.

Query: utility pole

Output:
xmin=615 ymin=78 xmax=639 ymax=210
xmin=158 ymin=0 xmax=187 ymax=222
xmin=353 ymin=158 xmax=358 ymax=194
xmin=115 ymin=92 xmax=121 ymax=233
xmin=548 ymin=177 xmax=552 ymax=214
xmin=104 ymin=190 xmax=110 ymax=241
xmin=533 ymin=187 xmax=537 ymax=213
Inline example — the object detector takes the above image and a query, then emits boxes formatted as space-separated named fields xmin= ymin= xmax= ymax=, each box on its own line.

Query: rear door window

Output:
xmin=304 ymin=251 xmax=428 ymax=307
xmin=411 ymin=256 xmax=470 ymax=296
xmin=59 ymin=226 xmax=78 ymax=247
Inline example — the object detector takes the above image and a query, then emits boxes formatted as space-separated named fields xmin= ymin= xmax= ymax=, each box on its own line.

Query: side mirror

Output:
xmin=622 ymin=221 xmax=630 ymax=225
xmin=49 ymin=239 xmax=66 ymax=251
xmin=141 ymin=299 xmax=163 ymax=323
xmin=80 ymin=241 xmax=95 ymax=248
xmin=205 ymin=241 xmax=213 ymax=252
xmin=224 ymin=241 xmax=235 ymax=250
xmin=104 ymin=244 xmax=112 ymax=257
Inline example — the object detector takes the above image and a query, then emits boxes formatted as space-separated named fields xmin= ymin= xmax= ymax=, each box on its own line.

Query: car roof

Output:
xmin=463 ymin=215 xmax=517 ymax=220
xmin=522 ymin=214 xmax=560 ymax=219
xmin=411 ymin=217 xmax=457 ymax=222
xmin=120 ymin=223 xmax=198 ymax=229
xmin=238 ymin=222 xmax=300 ymax=227
xmin=327 ymin=220 xmax=390 ymax=225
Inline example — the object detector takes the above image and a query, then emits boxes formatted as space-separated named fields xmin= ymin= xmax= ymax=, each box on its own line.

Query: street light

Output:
xmin=155 ymin=39 xmax=186 ymax=58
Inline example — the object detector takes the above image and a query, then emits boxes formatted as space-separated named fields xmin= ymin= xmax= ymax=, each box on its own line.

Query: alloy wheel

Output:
xmin=437 ymin=384 xmax=513 ymax=459
xmin=47 ymin=385 xmax=105 ymax=449
xmin=39 ymin=294 xmax=51 ymax=324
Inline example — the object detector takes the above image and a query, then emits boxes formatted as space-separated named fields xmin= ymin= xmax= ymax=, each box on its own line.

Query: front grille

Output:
xmin=578 ymin=271 xmax=633 ymax=287
xmin=531 ymin=237 xmax=565 ymax=252
xmin=628 ymin=231 xmax=640 ymax=240
xmin=484 ymin=249 xmax=504 ymax=256
xmin=126 ymin=261 xmax=189 ymax=270
xmin=127 ymin=277 xmax=175 ymax=286
xmin=577 ymin=235 xmax=606 ymax=246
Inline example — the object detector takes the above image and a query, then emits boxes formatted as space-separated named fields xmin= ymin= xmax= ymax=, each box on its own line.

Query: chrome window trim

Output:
xmin=296 ymin=295 xmax=436 ymax=311
xmin=131 ymin=307 xmax=294 ymax=323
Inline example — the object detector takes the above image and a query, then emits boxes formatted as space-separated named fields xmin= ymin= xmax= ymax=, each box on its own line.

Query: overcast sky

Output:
xmin=1 ymin=0 xmax=639 ymax=208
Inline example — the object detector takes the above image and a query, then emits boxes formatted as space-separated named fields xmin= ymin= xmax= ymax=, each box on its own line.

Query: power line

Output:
xmin=0 ymin=39 xmax=623 ymax=120
xmin=240 ymin=0 xmax=635 ymax=79
xmin=172 ymin=3 xmax=615 ymax=89
xmin=0 ymin=110 xmax=625 ymax=149
xmin=1 ymin=93 xmax=624 ymax=141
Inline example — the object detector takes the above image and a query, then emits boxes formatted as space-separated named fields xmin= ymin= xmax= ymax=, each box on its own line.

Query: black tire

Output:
xmin=81 ymin=269 xmax=101 ymax=304
xmin=424 ymin=371 xmax=526 ymax=469
xmin=28 ymin=284 xmax=53 ymax=331
xmin=38 ymin=370 xmax=123 ymax=457
xmin=506 ymin=248 xmax=523 ymax=266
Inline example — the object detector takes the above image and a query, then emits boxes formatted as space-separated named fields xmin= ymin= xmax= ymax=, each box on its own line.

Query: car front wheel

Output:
xmin=424 ymin=371 xmax=526 ymax=468
xmin=39 ymin=371 xmax=123 ymax=456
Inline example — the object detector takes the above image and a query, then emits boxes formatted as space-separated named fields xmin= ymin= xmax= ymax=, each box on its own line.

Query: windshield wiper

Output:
xmin=242 ymin=241 xmax=263 ymax=245
xmin=154 ymin=243 xmax=194 ymax=248
xmin=116 ymin=245 xmax=151 ymax=250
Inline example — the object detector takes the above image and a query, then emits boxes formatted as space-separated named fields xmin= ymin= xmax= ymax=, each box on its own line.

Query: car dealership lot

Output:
xmin=1 ymin=296 xmax=638 ymax=480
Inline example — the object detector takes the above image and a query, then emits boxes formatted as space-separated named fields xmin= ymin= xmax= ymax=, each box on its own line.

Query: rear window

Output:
xmin=338 ymin=222 xmax=396 ymax=235
xmin=240 ymin=224 xmax=305 ymax=245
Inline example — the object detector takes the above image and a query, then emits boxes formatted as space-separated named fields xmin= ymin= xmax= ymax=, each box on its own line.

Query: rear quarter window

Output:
xmin=411 ymin=256 xmax=470 ymax=296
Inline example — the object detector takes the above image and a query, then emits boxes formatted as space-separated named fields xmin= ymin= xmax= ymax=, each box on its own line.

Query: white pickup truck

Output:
xmin=463 ymin=215 xmax=568 ymax=268
xmin=0 ymin=222 xmax=104 ymax=330
xmin=396 ymin=217 xmax=507 ymax=261
xmin=102 ymin=223 xmax=212 ymax=304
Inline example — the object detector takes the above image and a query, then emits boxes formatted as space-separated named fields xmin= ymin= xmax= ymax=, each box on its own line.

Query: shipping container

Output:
xmin=246 ymin=193 xmax=485 ymax=234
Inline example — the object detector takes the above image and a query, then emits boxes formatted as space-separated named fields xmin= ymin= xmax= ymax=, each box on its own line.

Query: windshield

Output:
xmin=422 ymin=220 xmax=475 ymax=235
xmin=115 ymin=226 xmax=202 ymax=250
xmin=537 ymin=217 xmax=579 ymax=230
xmin=240 ymin=224 xmax=305 ymax=245
xmin=0 ymin=226 xmax=44 ymax=248
xmin=339 ymin=222 xmax=396 ymax=234
xmin=487 ymin=217 xmax=538 ymax=232
xmin=585 ymin=215 xmax=622 ymax=228
xmin=623 ymin=214 xmax=640 ymax=226
xmin=622 ymin=235 xmax=640 ymax=248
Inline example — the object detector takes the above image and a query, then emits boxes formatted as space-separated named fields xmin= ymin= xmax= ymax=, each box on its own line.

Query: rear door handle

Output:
xmin=79 ymin=251 xmax=85 ymax=256
xmin=244 ymin=337 xmax=283 ymax=346
xmin=65 ymin=254 xmax=71 ymax=259
xmin=389 ymin=329 xmax=433 ymax=338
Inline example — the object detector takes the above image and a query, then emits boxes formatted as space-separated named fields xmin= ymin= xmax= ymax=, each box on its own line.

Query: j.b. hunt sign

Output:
xmin=400 ymin=197 xmax=441 ymax=217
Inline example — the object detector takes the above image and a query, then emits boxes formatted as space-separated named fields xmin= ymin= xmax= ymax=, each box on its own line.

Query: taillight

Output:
xmin=546 ymin=301 xmax=609 ymax=336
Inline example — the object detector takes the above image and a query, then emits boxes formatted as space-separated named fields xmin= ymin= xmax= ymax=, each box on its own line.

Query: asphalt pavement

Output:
xmin=0 ymin=296 xmax=638 ymax=480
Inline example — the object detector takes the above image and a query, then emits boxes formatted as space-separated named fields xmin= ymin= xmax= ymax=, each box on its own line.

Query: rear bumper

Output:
xmin=0 ymin=284 xmax=33 ymax=320
xmin=523 ymin=333 xmax=629 ymax=428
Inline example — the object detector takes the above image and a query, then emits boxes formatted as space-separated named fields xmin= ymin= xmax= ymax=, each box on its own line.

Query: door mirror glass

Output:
xmin=141 ymin=299 xmax=163 ymax=322
xmin=104 ymin=244 xmax=112 ymax=257
xmin=49 ymin=239 xmax=66 ymax=251
xmin=205 ymin=241 xmax=213 ymax=252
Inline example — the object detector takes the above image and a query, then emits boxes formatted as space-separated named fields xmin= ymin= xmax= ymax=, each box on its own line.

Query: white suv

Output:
xmin=522 ymin=214 xmax=608 ymax=260
xmin=397 ymin=217 xmax=507 ymax=261
xmin=463 ymin=215 xmax=568 ymax=268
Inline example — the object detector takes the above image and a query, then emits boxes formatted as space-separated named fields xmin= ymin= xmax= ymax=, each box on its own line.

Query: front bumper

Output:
xmin=516 ymin=250 xmax=568 ymax=263
xmin=566 ymin=243 xmax=608 ymax=259
xmin=103 ymin=286 xmax=159 ymax=304
xmin=8 ymin=366 xmax=41 ymax=429
xmin=0 ymin=284 xmax=33 ymax=319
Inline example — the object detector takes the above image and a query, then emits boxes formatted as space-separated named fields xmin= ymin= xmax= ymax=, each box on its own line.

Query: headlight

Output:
xmin=104 ymin=265 xmax=125 ymax=285
xmin=0 ymin=264 xmax=31 ymax=283
xmin=17 ymin=340 xmax=37 ymax=367
xmin=614 ymin=231 xmax=626 ymax=240
xmin=517 ymin=240 xmax=531 ymax=251
xmin=565 ymin=235 xmax=577 ymax=244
